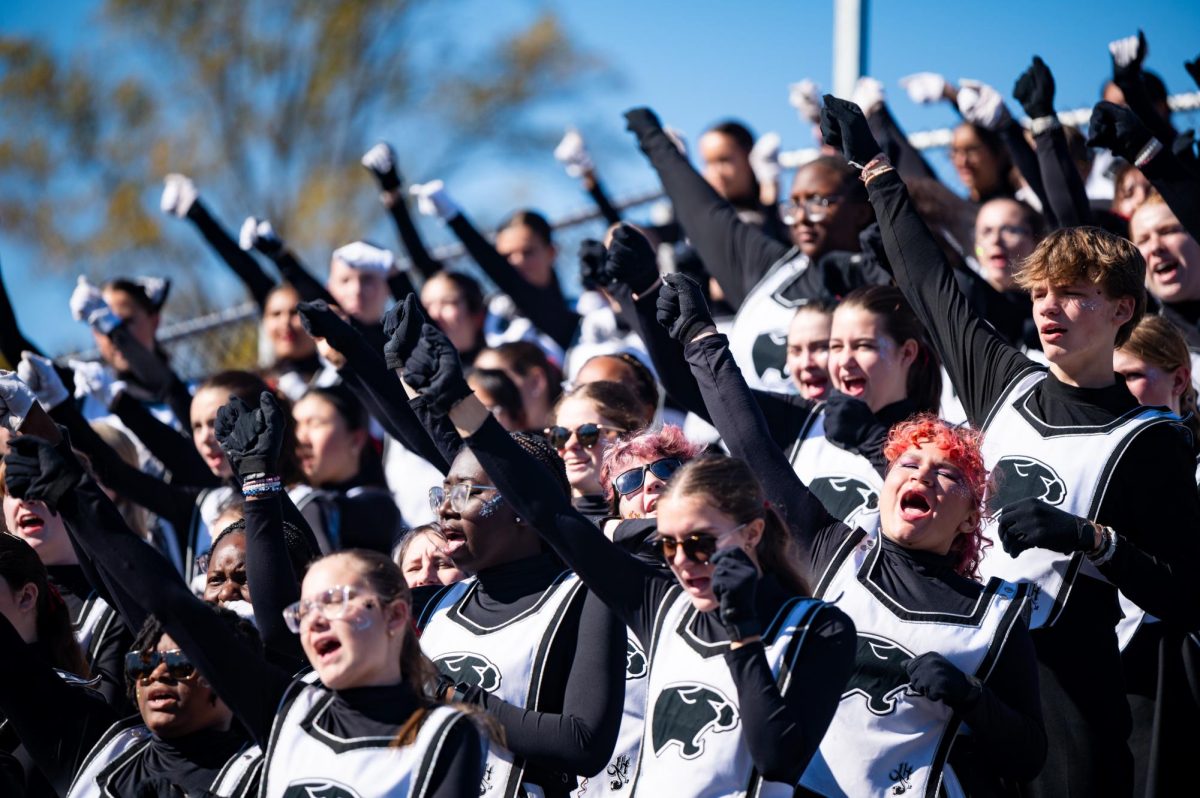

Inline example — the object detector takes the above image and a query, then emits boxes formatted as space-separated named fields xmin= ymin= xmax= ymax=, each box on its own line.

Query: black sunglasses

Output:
xmin=544 ymin=423 xmax=624 ymax=450
xmin=651 ymin=534 xmax=721 ymax=564
xmin=125 ymin=649 xmax=197 ymax=681
xmin=613 ymin=458 xmax=682 ymax=496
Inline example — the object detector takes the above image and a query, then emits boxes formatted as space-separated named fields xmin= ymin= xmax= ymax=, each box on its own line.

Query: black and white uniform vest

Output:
xmin=979 ymin=370 xmax=1175 ymax=629
xmin=259 ymin=679 xmax=472 ymax=798
xmin=73 ymin=592 xmax=122 ymax=670
xmin=800 ymin=532 xmax=1029 ymax=798
xmin=576 ymin=630 xmax=649 ymax=797
xmin=66 ymin=716 xmax=261 ymax=798
xmin=632 ymin=586 xmax=826 ymax=797
xmin=186 ymin=485 xmax=237 ymax=584
xmin=788 ymin=405 xmax=883 ymax=535
xmin=729 ymin=249 xmax=809 ymax=393
xmin=418 ymin=571 xmax=587 ymax=798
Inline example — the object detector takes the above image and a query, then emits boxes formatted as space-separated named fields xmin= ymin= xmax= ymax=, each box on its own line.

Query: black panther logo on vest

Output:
xmin=432 ymin=652 xmax=502 ymax=692
xmin=282 ymin=780 xmax=360 ymax=798
xmin=809 ymin=476 xmax=879 ymax=522
xmin=626 ymin=638 xmax=647 ymax=680
xmin=987 ymin=456 xmax=1067 ymax=516
xmin=651 ymin=683 xmax=739 ymax=760
xmin=751 ymin=331 xmax=788 ymax=381
xmin=844 ymin=633 xmax=916 ymax=716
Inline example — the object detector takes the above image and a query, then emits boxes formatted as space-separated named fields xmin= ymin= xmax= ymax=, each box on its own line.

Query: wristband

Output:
xmin=89 ymin=309 xmax=123 ymax=336
xmin=1087 ymin=525 xmax=1118 ymax=566
xmin=1030 ymin=115 xmax=1061 ymax=136
xmin=1134 ymin=138 xmax=1163 ymax=169
xmin=242 ymin=475 xmax=282 ymax=497
xmin=860 ymin=154 xmax=895 ymax=185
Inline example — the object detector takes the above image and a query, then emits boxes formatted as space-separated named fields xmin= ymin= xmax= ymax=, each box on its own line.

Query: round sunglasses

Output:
xmin=612 ymin=458 xmax=682 ymax=496
xmin=651 ymin=523 xmax=748 ymax=564
xmin=544 ymin=423 xmax=625 ymax=450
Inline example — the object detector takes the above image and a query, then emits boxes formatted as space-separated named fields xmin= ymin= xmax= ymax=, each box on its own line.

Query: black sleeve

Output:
xmin=1114 ymin=72 xmax=1177 ymax=146
xmin=1034 ymin=125 xmax=1092 ymax=229
xmin=269 ymin=249 xmax=337 ymax=306
xmin=998 ymin=120 xmax=1053 ymax=224
xmin=447 ymin=214 xmax=581 ymax=350
xmin=470 ymin=587 xmax=624 ymax=775
xmin=110 ymin=392 xmax=218 ymax=487
xmin=626 ymin=284 xmax=710 ymax=419
xmin=866 ymin=104 xmax=939 ymax=183
xmin=867 ymin=169 xmax=1035 ymax=424
xmin=462 ymin=417 xmax=675 ymax=644
xmin=631 ymin=123 xmax=791 ymax=307
xmin=184 ymin=200 xmax=277 ymax=309
xmin=383 ymin=191 xmax=444 ymax=281
xmin=586 ymin=178 xmax=623 ymax=227
xmin=243 ymin=493 xmax=306 ymax=667
xmin=409 ymin=395 xmax=465 ymax=467
xmin=0 ymin=261 xmax=47 ymax=368
xmin=87 ymin=610 xmax=135 ymax=711
xmin=423 ymin=716 xmax=485 ymax=798
xmin=1140 ymin=149 xmax=1200 ymax=243
xmin=106 ymin=325 xmax=193 ymax=426
xmin=726 ymin=605 xmax=856 ymax=783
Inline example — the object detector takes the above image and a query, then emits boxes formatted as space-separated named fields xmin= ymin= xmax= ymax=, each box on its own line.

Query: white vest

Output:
xmin=979 ymin=369 xmax=1175 ymax=628
xmin=260 ymin=681 xmax=471 ymax=798
xmin=418 ymin=572 xmax=587 ymax=798
xmin=632 ymin=587 xmax=826 ymax=797
xmin=801 ymin=532 xmax=1029 ymax=798
xmin=73 ymin=593 xmax=121 ymax=668
xmin=575 ymin=630 xmax=649 ymax=797
xmin=67 ymin=716 xmax=261 ymax=798
xmin=728 ymin=250 xmax=809 ymax=392
xmin=788 ymin=405 xmax=883 ymax=536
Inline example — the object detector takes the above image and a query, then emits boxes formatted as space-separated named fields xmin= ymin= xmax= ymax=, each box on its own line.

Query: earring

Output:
xmin=514 ymin=516 xmax=522 ymax=524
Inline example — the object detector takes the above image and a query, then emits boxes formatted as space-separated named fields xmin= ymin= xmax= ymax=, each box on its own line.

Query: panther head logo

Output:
xmin=282 ymin=780 xmax=360 ymax=798
xmin=987 ymin=456 xmax=1067 ymax=517
xmin=626 ymin=638 xmax=648 ymax=680
xmin=843 ymin=633 xmax=916 ymax=716
xmin=809 ymin=476 xmax=879 ymax=524
xmin=651 ymin=683 xmax=739 ymax=759
xmin=432 ymin=652 xmax=502 ymax=692
xmin=751 ymin=330 xmax=788 ymax=382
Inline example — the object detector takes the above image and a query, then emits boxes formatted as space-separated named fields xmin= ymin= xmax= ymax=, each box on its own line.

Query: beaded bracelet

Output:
xmin=859 ymin=154 xmax=895 ymax=185
xmin=1134 ymin=138 xmax=1163 ymax=169
xmin=1087 ymin=525 xmax=1118 ymax=567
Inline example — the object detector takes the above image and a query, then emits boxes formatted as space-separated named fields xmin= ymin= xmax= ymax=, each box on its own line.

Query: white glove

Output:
xmin=749 ymin=132 xmax=782 ymax=187
xmin=0 ymin=370 xmax=36 ymax=433
xmin=17 ymin=352 xmax=68 ymax=411
xmin=850 ymin=77 xmax=885 ymax=115
xmin=160 ymin=173 xmax=197 ymax=218
xmin=331 ymin=241 xmax=395 ymax=275
xmin=69 ymin=276 xmax=121 ymax=334
xmin=788 ymin=80 xmax=823 ymax=124
xmin=899 ymin=72 xmax=947 ymax=105
xmin=553 ymin=127 xmax=595 ymax=178
xmin=1109 ymin=32 xmax=1145 ymax=70
xmin=68 ymin=359 xmax=126 ymax=410
xmin=956 ymin=79 xmax=1011 ymax=130
xmin=238 ymin=217 xmax=282 ymax=254
xmin=361 ymin=142 xmax=396 ymax=175
xmin=409 ymin=180 xmax=461 ymax=221
xmin=663 ymin=126 xmax=688 ymax=157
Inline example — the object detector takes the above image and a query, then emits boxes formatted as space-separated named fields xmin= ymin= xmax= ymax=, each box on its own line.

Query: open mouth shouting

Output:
xmin=144 ymin=686 xmax=181 ymax=712
xmin=839 ymin=374 xmax=868 ymax=398
xmin=14 ymin=509 xmax=47 ymax=536
xmin=898 ymin=488 xmax=933 ymax=523
xmin=310 ymin=635 xmax=343 ymax=664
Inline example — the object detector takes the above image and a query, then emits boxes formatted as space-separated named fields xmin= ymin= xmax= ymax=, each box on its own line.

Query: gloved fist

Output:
xmin=1186 ymin=53 xmax=1200 ymax=91
xmin=68 ymin=359 xmax=125 ymax=410
xmin=1086 ymin=101 xmax=1155 ymax=162
xmin=1013 ymin=56 xmax=1056 ymax=120
xmin=578 ymin=239 xmax=607 ymax=291
xmin=238 ymin=217 xmax=283 ymax=256
xmin=0 ymin=370 xmax=36 ymax=433
xmin=17 ymin=352 xmax=68 ymax=411
xmin=69 ymin=277 xmax=122 ymax=335
xmin=361 ymin=142 xmax=402 ymax=192
xmin=409 ymin=180 xmax=460 ymax=221
xmin=160 ymin=173 xmax=198 ymax=218
xmin=602 ymin=224 xmax=659 ymax=295
xmin=711 ymin=547 xmax=762 ymax=642
xmin=656 ymin=273 xmax=715 ymax=345
xmin=822 ymin=391 xmax=887 ymax=455
xmin=1109 ymin=30 xmax=1147 ymax=83
xmin=788 ymin=80 xmax=823 ymax=124
xmin=554 ymin=127 xmax=595 ymax=178
xmin=820 ymin=95 xmax=882 ymax=167
xmin=214 ymin=391 xmax=285 ymax=477
xmin=623 ymin=107 xmax=664 ymax=140
xmin=956 ymin=79 xmax=1011 ymax=130
xmin=382 ymin=294 xmax=428 ymax=372
xmin=749 ymin=132 xmax=782 ymax=189
xmin=904 ymin=652 xmax=981 ymax=710
xmin=402 ymin=324 xmax=472 ymax=413
xmin=295 ymin=300 xmax=357 ymax=355
xmin=850 ymin=76 xmax=885 ymax=116
xmin=899 ymin=72 xmax=947 ymax=105
xmin=3 ymin=433 xmax=83 ymax=513
xmin=996 ymin=498 xmax=1096 ymax=557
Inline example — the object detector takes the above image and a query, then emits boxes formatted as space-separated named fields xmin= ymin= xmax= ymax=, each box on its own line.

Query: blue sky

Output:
xmin=3 ymin=0 xmax=1199 ymax=355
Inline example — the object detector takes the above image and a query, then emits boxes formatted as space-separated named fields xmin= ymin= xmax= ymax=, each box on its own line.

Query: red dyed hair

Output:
xmin=883 ymin=414 xmax=991 ymax=580
xmin=600 ymin=425 xmax=702 ymax=504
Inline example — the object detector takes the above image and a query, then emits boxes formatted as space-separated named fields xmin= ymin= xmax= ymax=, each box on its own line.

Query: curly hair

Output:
xmin=600 ymin=425 xmax=702 ymax=508
xmin=883 ymin=414 xmax=990 ymax=580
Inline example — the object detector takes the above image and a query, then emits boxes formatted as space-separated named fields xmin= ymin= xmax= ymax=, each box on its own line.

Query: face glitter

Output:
xmin=478 ymin=494 xmax=504 ymax=519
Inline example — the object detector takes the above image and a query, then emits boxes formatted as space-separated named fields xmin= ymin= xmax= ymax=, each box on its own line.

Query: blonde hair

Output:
xmin=1119 ymin=316 xmax=1199 ymax=438
xmin=91 ymin=422 xmax=152 ymax=541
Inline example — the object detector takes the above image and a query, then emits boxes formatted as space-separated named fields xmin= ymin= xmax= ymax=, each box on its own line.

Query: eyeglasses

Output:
xmin=780 ymin=194 xmax=842 ymax=225
xmin=612 ymin=458 xmax=683 ymax=496
xmin=125 ymin=648 xmax=197 ymax=681
xmin=978 ymin=224 xmax=1032 ymax=243
xmin=282 ymin=585 xmax=381 ymax=633
xmin=651 ymin=523 xmax=747 ymax=564
xmin=544 ymin=423 xmax=625 ymax=450
xmin=949 ymin=144 xmax=986 ymax=161
xmin=428 ymin=482 xmax=499 ymax=516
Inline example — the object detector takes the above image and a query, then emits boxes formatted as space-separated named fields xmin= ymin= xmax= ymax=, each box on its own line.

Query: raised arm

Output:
xmin=240 ymin=217 xmax=337 ymax=305
xmin=361 ymin=143 xmax=444 ymax=281
xmin=110 ymin=391 xmax=217 ymax=486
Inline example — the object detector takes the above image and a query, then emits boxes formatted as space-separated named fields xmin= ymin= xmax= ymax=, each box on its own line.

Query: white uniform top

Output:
xmin=632 ymin=586 xmax=826 ymax=797
xmin=67 ymin=716 xmax=261 ymax=798
xmin=418 ymin=571 xmax=587 ymax=798
xmin=575 ymin=631 xmax=649 ymax=797
xmin=73 ymin=592 xmax=121 ymax=669
xmin=800 ymin=531 xmax=1029 ymax=798
xmin=978 ymin=369 xmax=1175 ymax=628
xmin=728 ymin=249 xmax=809 ymax=392
xmin=259 ymin=680 xmax=471 ymax=798
xmin=788 ymin=404 xmax=883 ymax=536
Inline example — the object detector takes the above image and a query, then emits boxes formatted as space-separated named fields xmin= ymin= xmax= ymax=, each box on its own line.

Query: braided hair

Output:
xmin=509 ymin=431 xmax=570 ymax=499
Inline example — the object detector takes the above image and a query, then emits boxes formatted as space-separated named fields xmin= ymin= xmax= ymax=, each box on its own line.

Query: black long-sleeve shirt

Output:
xmin=184 ymin=200 xmax=277 ymax=309
xmin=1034 ymin=125 xmax=1092 ymax=230
xmin=382 ymin=190 xmax=443 ymax=281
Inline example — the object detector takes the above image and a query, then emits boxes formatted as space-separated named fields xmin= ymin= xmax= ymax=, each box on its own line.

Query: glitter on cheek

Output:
xmin=478 ymin=495 xmax=504 ymax=519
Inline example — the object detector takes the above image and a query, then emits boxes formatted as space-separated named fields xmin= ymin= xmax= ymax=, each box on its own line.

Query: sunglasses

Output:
xmin=651 ymin=523 xmax=748 ymax=564
xmin=544 ymin=423 xmax=625 ymax=450
xmin=125 ymin=648 xmax=197 ymax=681
xmin=612 ymin=458 xmax=682 ymax=496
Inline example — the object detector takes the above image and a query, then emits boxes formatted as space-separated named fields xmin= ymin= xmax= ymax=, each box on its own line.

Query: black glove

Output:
xmin=1187 ymin=54 xmax=1200 ymax=91
xmin=656 ymin=273 xmax=714 ymax=345
xmin=1172 ymin=129 xmax=1197 ymax=164
xmin=3 ymin=433 xmax=84 ymax=512
xmin=578 ymin=239 xmax=606 ymax=291
xmin=602 ymin=224 xmax=659 ymax=294
xmin=214 ymin=391 xmax=285 ymax=477
xmin=819 ymin=95 xmax=882 ymax=167
xmin=822 ymin=391 xmax=888 ymax=455
xmin=711 ymin=547 xmax=762 ymax=642
xmin=382 ymin=294 xmax=427 ymax=371
xmin=996 ymin=498 xmax=1096 ymax=557
xmin=904 ymin=652 xmax=981 ymax=710
xmin=403 ymin=323 xmax=472 ymax=413
xmin=624 ymin=107 xmax=664 ymax=140
xmin=296 ymin=300 xmax=357 ymax=353
xmin=1086 ymin=101 xmax=1155 ymax=162
xmin=1013 ymin=56 xmax=1056 ymax=119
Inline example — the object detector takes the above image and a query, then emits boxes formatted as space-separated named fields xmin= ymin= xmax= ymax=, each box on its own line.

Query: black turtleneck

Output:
xmin=108 ymin=726 xmax=246 ymax=797
xmin=571 ymin=494 xmax=609 ymax=525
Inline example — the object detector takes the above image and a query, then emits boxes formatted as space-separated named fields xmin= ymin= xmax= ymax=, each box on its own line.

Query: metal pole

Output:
xmin=832 ymin=0 xmax=868 ymax=99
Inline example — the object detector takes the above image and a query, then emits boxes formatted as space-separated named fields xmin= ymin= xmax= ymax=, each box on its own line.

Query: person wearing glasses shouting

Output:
xmin=395 ymin=318 xmax=855 ymax=797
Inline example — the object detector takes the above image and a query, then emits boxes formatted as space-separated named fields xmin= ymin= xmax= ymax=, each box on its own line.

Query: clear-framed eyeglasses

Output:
xmin=282 ymin=585 xmax=380 ymax=633
xmin=428 ymin=482 xmax=499 ymax=516
xmin=779 ymin=194 xmax=842 ymax=225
